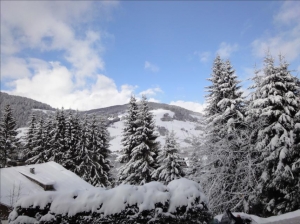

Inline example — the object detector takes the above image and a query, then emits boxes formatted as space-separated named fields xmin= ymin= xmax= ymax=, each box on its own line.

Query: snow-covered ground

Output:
xmin=107 ymin=109 xmax=203 ymax=152
xmin=215 ymin=210 xmax=300 ymax=224
xmin=31 ymin=109 xmax=55 ymax=114
xmin=8 ymin=178 xmax=209 ymax=223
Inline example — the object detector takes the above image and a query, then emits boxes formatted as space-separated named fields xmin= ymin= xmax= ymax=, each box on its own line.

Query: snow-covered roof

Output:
xmin=0 ymin=161 xmax=94 ymax=207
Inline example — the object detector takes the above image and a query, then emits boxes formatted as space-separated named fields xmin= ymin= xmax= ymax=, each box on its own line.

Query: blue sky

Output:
xmin=1 ymin=1 xmax=300 ymax=112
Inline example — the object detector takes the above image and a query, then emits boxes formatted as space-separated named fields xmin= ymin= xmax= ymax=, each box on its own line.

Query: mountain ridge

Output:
xmin=1 ymin=92 xmax=204 ymax=127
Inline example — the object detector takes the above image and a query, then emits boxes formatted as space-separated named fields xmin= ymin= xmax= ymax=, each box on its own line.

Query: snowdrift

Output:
xmin=8 ymin=178 xmax=212 ymax=224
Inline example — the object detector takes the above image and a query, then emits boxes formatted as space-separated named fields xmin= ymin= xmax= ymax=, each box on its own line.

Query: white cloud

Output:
xmin=144 ymin=61 xmax=160 ymax=72
xmin=274 ymin=2 xmax=300 ymax=25
xmin=252 ymin=2 xmax=300 ymax=62
xmin=8 ymin=62 xmax=136 ymax=110
xmin=139 ymin=87 xmax=163 ymax=96
xmin=1 ymin=1 xmax=136 ymax=111
xmin=1 ymin=1 xmax=114 ymax=84
xmin=170 ymin=100 xmax=207 ymax=114
xmin=216 ymin=42 xmax=238 ymax=58
xmin=194 ymin=51 xmax=211 ymax=63
xmin=1 ymin=57 xmax=31 ymax=79
xmin=148 ymin=98 xmax=160 ymax=103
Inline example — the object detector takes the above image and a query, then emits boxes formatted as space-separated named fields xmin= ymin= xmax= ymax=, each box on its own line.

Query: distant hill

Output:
xmin=1 ymin=92 xmax=204 ymax=128
xmin=85 ymin=102 xmax=203 ymax=123
xmin=0 ymin=92 xmax=55 ymax=128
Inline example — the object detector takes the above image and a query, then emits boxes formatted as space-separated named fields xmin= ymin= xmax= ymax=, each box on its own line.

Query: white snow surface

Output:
xmin=9 ymin=178 xmax=207 ymax=221
xmin=167 ymin=178 xmax=207 ymax=212
xmin=0 ymin=162 xmax=94 ymax=207
xmin=32 ymin=109 xmax=55 ymax=114
xmin=107 ymin=109 xmax=203 ymax=152
xmin=16 ymin=127 xmax=28 ymax=143
xmin=215 ymin=209 xmax=300 ymax=224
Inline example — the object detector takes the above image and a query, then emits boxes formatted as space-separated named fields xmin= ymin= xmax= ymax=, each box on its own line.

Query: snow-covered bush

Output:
xmin=9 ymin=178 xmax=212 ymax=224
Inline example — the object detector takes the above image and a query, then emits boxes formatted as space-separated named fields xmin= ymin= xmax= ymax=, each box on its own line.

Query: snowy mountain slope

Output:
xmin=107 ymin=108 xmax=204 ymax=152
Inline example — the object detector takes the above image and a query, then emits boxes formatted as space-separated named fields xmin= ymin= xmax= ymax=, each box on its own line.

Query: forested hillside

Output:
xmin=0 ymin=92 xmax=55 ymax=128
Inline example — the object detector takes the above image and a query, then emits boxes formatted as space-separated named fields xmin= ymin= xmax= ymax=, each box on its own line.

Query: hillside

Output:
xmin=0 ymin=92 xmax=55 ymax=128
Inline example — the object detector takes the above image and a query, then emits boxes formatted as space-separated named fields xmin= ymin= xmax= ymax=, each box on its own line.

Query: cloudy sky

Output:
xmin=1 ymin=1 xmax=300 ymax=112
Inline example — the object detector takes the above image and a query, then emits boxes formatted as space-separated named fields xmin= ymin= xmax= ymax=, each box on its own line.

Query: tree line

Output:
xmin=0 ymin=107 xmax=112 ymax=187
xmin=0 ymin=96 xmax=186 ymax=187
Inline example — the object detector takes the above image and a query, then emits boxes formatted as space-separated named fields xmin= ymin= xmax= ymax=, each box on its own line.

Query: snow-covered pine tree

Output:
xmin=252 ymin=54 xmax=300 ymax=216
xmin=118 ymin=95 xmax=159 ymax=185
xmin=49 ymin=109 xmax=67 ymax=164
xmin=64 ymin=111 xmax=81 ymax=171
xmin=216 ymin=59 xmax=245 ymax=133
xmin=152 ymin=130 xmax=184 ymax=184
xmin=26 ymin=116 xmax=48 ymax=164
xmin=118 ymin=96 xmax=140 ymax=164
xmin=0 ymin=104 xmax=19 ymax=167
xmin=42 ymin=117 xmax=54 ymax=162
xmin=293 ymin=76 xmax=300 ymax=172
xmin=88 ymin=114 xmax=112 ymax=187
xmin=205 ymin=55 xmax=224 ymax=119
xmin=98 ymin=116 xmax=113 ymax=186
xmin=186 ymin=135 xmax=203 ymax=182
xmin=74 ymin=114 xmax=92 ymax=183
xmin=200 ymin=56 xmax=250 ymax=214
xmin=24 ymin=112 xmax=37 ymax=160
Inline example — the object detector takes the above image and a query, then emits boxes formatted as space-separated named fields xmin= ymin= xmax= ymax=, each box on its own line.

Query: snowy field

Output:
xmin=107 ymin=109 xmax=203 ymax=152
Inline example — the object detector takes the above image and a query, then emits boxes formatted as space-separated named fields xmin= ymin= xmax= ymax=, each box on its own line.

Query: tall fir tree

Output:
xmin=205 ymin=55 xmax=224 ymax=118
xmin=74 ymin=115 xmax=92 ymax=183
xmin=152 ymin=131 xmax=184 ymax=184
xmin=26 ymin=116 xmax=48 ymax=164
xmin=64 ymin=111 xmax=81 ymax=172
xmin=251 ymin=54 xmax=300 ymax=216
xmin=118 ymin=96 xmax=159 ymax=185
xmin=88 ymin=114 xmax=112 ymax=187
xmin=200 ymin=56 xmax=249 ymax=214
xmin=0 ymin=104 xmax=19 ymax=167
xmin=24 ymin=113 xmax=37 ymax=159
xmin=118 ymin=96 xmax=140 ymax=164
xmin=49 ymin=109 xmax=67 ymax=164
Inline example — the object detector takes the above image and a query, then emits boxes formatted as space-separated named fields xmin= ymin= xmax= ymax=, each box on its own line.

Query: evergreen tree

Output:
xmin=118 ymin=96 xmax=159 ymax=185
xmin=89 ymin=115 xmax=112 ymax=187
xmin=0 ymin=104 xmax=18 ymax=167
xmin=251 ymin=55 xmax=300 ymax=215
xmin=26 ymin=116 xmax=48 ymax=164
xmin=64 ymin=111 xmax=81 ymax=172
xmin=186 ymin=135 xmax=203 ymax=182
xmin=74 ymin=115 xmax=92 ymax=183
xmin=43 ymin=118 xmax=54 ymax=162
xmin=205 ymin=55 xmax=224 ymax=118
xmin=98 ymin=116 xmax=113 ymax=186
xmin=24 ymin=113 xmax=37 ymax=159
xmin=152 ymin=131 xmax=184 ymax=184
xmin=200 ymin=56 xmax=249 ymax=214
xmin=118 ymin=96 xmax=140 ymax=164
xmin=49 ymin=109 xmax=67 ymax=164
